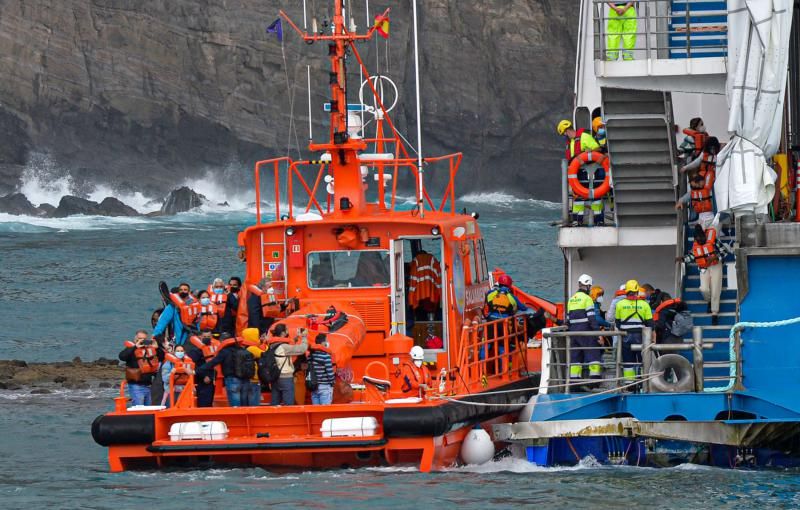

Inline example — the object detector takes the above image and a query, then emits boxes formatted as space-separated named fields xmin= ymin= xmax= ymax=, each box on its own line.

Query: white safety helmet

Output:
xmin=578 ymin=274 xmax=593 ymax=287
xmin=410 ymin=345 xmax=425 ymax=361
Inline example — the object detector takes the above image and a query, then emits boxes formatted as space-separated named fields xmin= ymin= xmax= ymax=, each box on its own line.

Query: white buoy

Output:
xmin=460 ymin=428 xmax=495 ymax=465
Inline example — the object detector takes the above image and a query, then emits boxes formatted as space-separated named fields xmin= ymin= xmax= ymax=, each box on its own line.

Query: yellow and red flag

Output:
xmin=374 ymin=14 xmax=390 ymax=38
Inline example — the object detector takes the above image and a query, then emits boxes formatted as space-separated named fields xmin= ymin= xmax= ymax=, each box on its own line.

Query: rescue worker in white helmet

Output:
xmin=557 ymin=119 xmax=604 ymax=226
xmin=400 ymin=345 xmax=432 ymax=396
xmin=566 ymin=274 xmax=603 ymax=385
xmin=614 ymin=279 xmax=654 ymax=384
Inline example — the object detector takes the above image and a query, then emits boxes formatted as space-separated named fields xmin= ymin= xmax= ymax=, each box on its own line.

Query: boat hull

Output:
xmin=93 ymin=376 xmax=540 ymax=472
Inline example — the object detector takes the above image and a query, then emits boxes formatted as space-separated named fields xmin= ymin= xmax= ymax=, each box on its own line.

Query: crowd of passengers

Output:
xmin=120 ymin=274 xmax=433 ymax=409
xmin=119 ymin=276 xmax=337 ymax=409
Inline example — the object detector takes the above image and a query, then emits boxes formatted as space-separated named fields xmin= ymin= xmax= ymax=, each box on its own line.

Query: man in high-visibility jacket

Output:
xmin=567 ymin=274 xmax=602 ymax=383
xmin=557 ymin=120 xmax=604 ymax=226
xmin=615 ymin=279 xmax=653 ymax=383
xmin=606 ymin=2 xmax=637 ymax=61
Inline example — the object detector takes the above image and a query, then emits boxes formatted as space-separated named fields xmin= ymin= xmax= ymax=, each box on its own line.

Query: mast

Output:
xmin=295 ymin=0 xmax=369 ymax=213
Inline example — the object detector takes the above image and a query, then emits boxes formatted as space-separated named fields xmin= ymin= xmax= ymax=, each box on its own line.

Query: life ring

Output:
xmin=567 ymin=151 xmax=611 ymax=199
xmin=649 ymin=354 xmax=694 ymax=393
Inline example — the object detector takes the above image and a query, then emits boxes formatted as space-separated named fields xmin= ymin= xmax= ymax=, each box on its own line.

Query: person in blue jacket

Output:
xmin=154 ymin=282 xmax=194 ymax=346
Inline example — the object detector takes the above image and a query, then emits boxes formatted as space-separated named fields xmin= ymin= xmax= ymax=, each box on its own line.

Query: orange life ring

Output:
xmin=567 ymin=151 xmax=611 ymax=199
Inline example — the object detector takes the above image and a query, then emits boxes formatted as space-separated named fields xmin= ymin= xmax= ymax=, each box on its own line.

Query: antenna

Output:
xmin=411 ymin=0 xmax=424 ymax=218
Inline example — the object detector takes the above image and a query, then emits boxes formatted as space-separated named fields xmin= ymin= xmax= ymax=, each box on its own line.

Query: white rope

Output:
xmin=705 ymin=316 xmax=800 ymax=393
xmin=437 ymin=372 xmax=666 ymax=408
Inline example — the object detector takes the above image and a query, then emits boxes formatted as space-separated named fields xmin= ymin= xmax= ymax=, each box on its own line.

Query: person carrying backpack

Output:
xmin=199 ymin=335 xmax=256 ymax=407
xmin=308 ymin=334 xmax=336 ymax=405
xmin=261 ymin=324 xmax=309 ymax=406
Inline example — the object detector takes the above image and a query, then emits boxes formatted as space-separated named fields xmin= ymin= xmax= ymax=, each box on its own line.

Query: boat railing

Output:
xmin=252 ymin=152 xmax=463 ymax=223
xmin=543 ymin=327 xmax=630 ymax=393
xmin=454 ymin=316 xmax=530 ymax=394
xmin=543 ymin=325 xmax=740 ymax=393
xmin=591 ymin=0 xmax=728 ymax=62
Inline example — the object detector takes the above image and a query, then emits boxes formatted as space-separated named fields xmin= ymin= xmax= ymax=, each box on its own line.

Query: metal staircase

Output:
xmin=602 ymin=88 xmax=678 ymax=227
xmin=683 ymin=226 xmax=738 ymax=389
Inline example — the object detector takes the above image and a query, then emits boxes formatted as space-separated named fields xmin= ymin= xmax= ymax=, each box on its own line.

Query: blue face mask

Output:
xmin=597 ymin=128 xmax=606 ymax=137
xmin=200 ymin=297 xmax=211 ymax=306
xmin=213 ymin=288 xmax=224 ymax=294
xmin=175 ymin=351 xmax=185 ymax=359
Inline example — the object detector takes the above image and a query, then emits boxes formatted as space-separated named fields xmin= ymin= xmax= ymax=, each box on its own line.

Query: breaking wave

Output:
xmin=459 ymin=191 xmax=560 ymax=209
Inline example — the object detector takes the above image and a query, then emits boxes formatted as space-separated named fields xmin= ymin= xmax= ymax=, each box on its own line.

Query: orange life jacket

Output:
xmin=207 ymin=285 xmax=228 ymax=315
xmin=408 ymin=253 xmax=442 ymax=308
xmin=178 ymin=302 xmax=218 ymax=331
xmin=689 ymin=187 xmax=713 ymax=213
xmin=171 ymin=358 xmax=195 ymax=386
xmin=683 ymin=128 xmax=708 ymax=158
xmin=190 ymin=335 xmax=222 ymax=362
xmin=698 ymin=152 xmax=716 ymax=188
xmin=653 ymin=298 xmax=681 ymax=321
xmin=247 ymin=284 xmax=284 ymax=318
xmin=692 ymin=229 xmax=720 ymax=269
xmin=134 ymin=346 xmax=160 ymax=375
xmin=400 ymin=361 xmax=432 ymax=394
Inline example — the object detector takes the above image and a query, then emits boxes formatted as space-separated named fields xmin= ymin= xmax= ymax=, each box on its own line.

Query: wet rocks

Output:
xmin=51 ymin=195 xmax=142 ymax=217
xmin=51 ymin=196 xmax=102 ymax=217
xmin=0 ymin=358 xmax=122 ymax=391
xmin=98 ymin=197 xmax=140 ymax=217
xmin=0 ymin=192 xmax=40 ymax=216
xmin=160 ymin=186 xmax=206 ymax=215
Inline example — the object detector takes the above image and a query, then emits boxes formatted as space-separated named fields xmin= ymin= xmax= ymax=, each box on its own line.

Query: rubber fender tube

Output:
xmin=649 ymin=354 xmax=694 ymax=393
xmin=91 ymin=414 xmax=156 ymax=446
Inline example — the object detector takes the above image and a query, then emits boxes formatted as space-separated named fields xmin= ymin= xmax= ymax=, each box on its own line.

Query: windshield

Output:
xmin=308 ymin=250 xmax=390 ymax=289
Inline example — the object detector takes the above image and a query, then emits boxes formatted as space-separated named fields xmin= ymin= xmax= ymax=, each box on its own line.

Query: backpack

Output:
xmin=669 ymin=310 xmax=694 ymax=338
xmin=305 ymin=356 xmax=318 ymax=392
xmin=232 ymin=348 xmax=256 ymax=380
xmin=258 ymin=343 xmax=285 ymax=384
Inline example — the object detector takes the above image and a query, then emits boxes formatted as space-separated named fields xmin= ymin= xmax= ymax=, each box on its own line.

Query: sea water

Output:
xmin=1 ymin=193 xmax=799 ymax=508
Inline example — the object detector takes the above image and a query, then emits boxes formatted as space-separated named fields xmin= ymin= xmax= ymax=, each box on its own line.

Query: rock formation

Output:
xmin=0 ymin=192 xmax=39 ymax=216
xmin=51 ymin=195 xmax=141 ymax=217
xmin=0 ymin=0 xmax=577 ymax=200
xmin=160 ymin=186 xmax=206 ymax=215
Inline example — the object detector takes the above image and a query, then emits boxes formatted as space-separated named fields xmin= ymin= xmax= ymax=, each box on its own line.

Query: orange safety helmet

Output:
xmin=592 ymin=117 xmax=605 ymax=133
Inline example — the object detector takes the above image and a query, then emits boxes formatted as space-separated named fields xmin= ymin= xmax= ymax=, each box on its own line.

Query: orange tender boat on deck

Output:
xmin=91 ymin=1 xmax=559 ymax=472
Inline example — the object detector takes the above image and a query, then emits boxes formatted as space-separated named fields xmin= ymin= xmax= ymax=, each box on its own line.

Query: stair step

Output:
xmin=604 ymin=101 xmax=668 ymax=116
xmin=612 ymin=165 xmax=674 ymax=179
xmin=614 ymin=190 xmax=676 ymax=204
xmin=617 ymin=215 xmax=678 ymax=227
xmin=693 ymin=315 xmax=737 ymax=326
xmin=603 ymin=88 xmax=666 ymax=103
xmin=613 ymin=180 xmax=674 ymax=191
xmin=606 ymin=126 xmax=669 ymax=141
xmin=608 ymin=139 xmax=672 ymax=154
xmin=616 ymin=203 xmax=678 ymax=216
xmin=684 ymin=289 xmax=737 ymax=300
xmin=610 ymin=152 xmax=673 ymax=166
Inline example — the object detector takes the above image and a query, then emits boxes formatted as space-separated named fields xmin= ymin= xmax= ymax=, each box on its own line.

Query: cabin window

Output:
xmin=307 ymin=250 xmax=390 ymax=288
xmin=465 ymin=241 xmax=477 ymax=285
xmin=477 ymin=239 xmax=489 ymax=282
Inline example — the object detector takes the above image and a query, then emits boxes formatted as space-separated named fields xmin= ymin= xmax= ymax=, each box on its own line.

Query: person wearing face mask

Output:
xmin=171 ymin=289 xmax=219 ymax=332
xmin=160 ymin=345 xmax=195 ymax=407
xmin=679 ymin=117 xmax=709 ymax=163
xmin=189 ymin=330 xmax=226 ymax=407
xmin=221 ymin=276 xmax=242 ymax=336
xmin=400 ymin=346 xmax=432 ymax=396
xmin=153 ymin=282 xmax=194 ymax=346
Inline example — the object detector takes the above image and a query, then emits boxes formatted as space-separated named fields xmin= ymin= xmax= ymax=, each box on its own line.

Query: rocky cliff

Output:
xmin=0 ymin=0 xmax=577 ymax=200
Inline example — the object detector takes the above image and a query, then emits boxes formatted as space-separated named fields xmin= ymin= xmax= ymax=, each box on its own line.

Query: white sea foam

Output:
xmin=459 ymin=191 xmax=561 ymax=209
